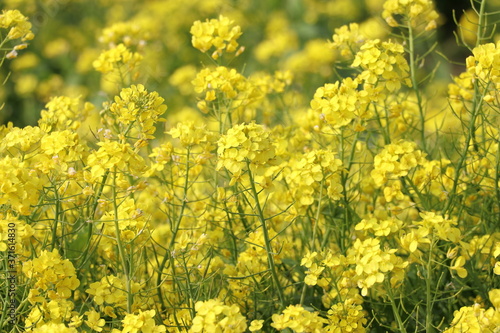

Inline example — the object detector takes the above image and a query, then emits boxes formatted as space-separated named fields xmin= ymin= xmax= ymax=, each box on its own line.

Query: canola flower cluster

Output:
xmin=0 ymin=9 xmax=33 ymax=59
xmin=190 ymin=15 xmax=243 ymax=59
xmin=1 ymin=0 xmax=500 ymax=332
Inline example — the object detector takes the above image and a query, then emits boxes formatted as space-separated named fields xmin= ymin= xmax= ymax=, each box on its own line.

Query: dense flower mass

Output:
xmin=310 ymin=78 xmax=371 ymax=129
xmin=108 ymin=84 xmax=167 ymax=140
xmin=190 ymin=15 xmax=243 ymax=59
xmin=217 ymin=122 xmax=280 ymax=185
xmin=1 ymin=1 xmax=500 ymax=332
xmin=93 ymin=43 xmax=143 ymax=74
xmin=352 ymin=39 xmax=412 ymax=91
xmin=189 ymin=299 xmax=247 ymax=333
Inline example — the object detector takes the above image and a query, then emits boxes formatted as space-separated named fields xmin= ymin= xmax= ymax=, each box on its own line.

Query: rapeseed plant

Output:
xmin=1 ymin=0 xmax=500 ymax=332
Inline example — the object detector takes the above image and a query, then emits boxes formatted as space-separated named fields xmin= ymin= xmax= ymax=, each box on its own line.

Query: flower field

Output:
xmin=1 ymin=0 xmax=500 ymax=332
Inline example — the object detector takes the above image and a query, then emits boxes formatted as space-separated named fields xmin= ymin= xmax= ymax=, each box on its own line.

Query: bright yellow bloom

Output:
xmin=86 ymin=275 xmax=142 ymax=317
xmin=38 ymin=96 xmax=94 ymax=133
xmin=22 ymin=249 xmax=80 ymax=300
xmin=31 ymin=322 xmax=78 ymax=333
xmin=0 ymin=9 xmax=34 ymax=41
xmin=0 ymin=156 xmax=43 ymax=215
xmin=192 ymin=66 xmax=246 ymax=102
xmin=189 ymin=299 xmax=247 ymax=333
xmin=249 ymin=319 xmax=264 ymax=332
xmin=444 ymin=303 xmax=500 ymax=332
xmin=326 ymin=298 xmax=367 ymax=332
xmin=93 ymin=43 xmax=142 ymax=74
xmin=310 ymin=77 xmax=372 ymax=129
xmin=450 ymin=256 xmax=468 ymax=278
xmin=99 ymin=19 xmax=152 ymax=48
xmin=167 ymin=122 xmax=215 ymax=148
xmin=285 ymin=149 xmax=343 ymax=207
xmin=108 ymin=84 xmax=167 ymax=140
xmin=122 ymin=310 xmax=166 ymax=333
xmin=84 ymin=310 xmax=106 ymax=332
xmin=352 ymin=39 xmax=411 ymax=91
xmin=86 ymin=140 xmax=148 ymax=180
xmin=330 ymin=23 xmax=366 ymax=58
xmin=371 ymin=140 xmax=427 ymax=187
xmin=271 ymin=304 xmax=327 ymax=332
xmin=217 ymin=122 xmax=280 ymax=185
xmin=0 ymin=124 xmax=43 ymax=152
xmin=190 ymin=15 xmax=242 ymax=59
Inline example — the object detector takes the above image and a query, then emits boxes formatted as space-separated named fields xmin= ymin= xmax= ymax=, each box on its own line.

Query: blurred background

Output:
xmin=1 ymin=0 xmax=499 ymax=127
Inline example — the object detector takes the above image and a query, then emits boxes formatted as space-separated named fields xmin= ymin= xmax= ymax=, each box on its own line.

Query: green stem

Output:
xmin=247 ymin=162 xmax=285 ymax=310
xmin=112 ymin=168 xmax=133 ymax=313
xmin=78 ymin=171 xmax=109 ymax=269
xmin=407 ymin=24 xmax=427 ymax=153
xmin=475 ymin=0 xmax=488 ymax=48
xmin=300 ymin=179 xmax=324 ymax=306
xmin=51 ymin=182 xmax=61 ymax=251
xmin=374 ymin=105 xmax=391 ymax=145
xmin=310 ymin=178 xmax=324 ymax=252
xmin=386 ymin=279 xmax=407 ymax=333
xmin=442 ymin=73 xmax=489 ymax=215
xmin=425 ymin=238 xmax=436 ymax=333
xmin=156 ymin=148 xmax=191 ymax=312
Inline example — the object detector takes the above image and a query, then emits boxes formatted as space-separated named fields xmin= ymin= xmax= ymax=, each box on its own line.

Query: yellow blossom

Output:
xmin=93 ymin=43 xmax=143 ymax=74
xmin=190 ymin=15 xmax=242 ymax=58
xmin=0 ymin=9 xmax=34 ymax=41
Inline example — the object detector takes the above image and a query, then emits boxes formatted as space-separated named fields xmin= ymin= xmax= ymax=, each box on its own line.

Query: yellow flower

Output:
xmin=348 ymin=238 xmax=408 ymax=296
xmin=217 ymin=122 xmax=280 ymax=185
xmin=326 ymin=298 xmax=367 ymax=333
xmin=87 ymin=140 xmax=148 ymax=180
xmin=249 ymin=319 xmax=264 ymax=332
xmin=0 ymin=155 xmax=44 ymax=215
xmin=22 ymin=249 xmax=80 ymax=300
xmin=38 ymin=95 xmax=94 ymax=133
xmin=371 ymin=140 xmax=427 ymax=187
xmin=310 ymin=77 xmax=371 ymax=129
xmin=382 ymin=0 xmax=439 ymax=31
xmin=301 ymin=251 xmax=319 ymax=268
xmin=99 ymin=19 xmax=152 ymax=48
xmin=93 ymin=43 xmax=142 ymax=74
xmin=190 ymin=15 xmax=242 ymax=58
xmin=85 ymin=310 xmax=106 ymax=332
xmin=417 ymin=211 xmax=461 ymax=243
xmin=488 ymin=289 xmax=500 ymax=310
xmin=329 ymin=23 xmax=366 ymax=58
xmin=0 ymin=9 xmax=34 ymax=41
xmin=450 ymin=256 xmax=468 ymax=278
xmin=286 ymin=150 xmax=343 ymax=208
xmin=31 ymin=322 xmax=78 ymax=333
xmin=271 ymin=304 xmax=327 ymax=332
xmin=444 ymin=303 xmax=499 ymax=332
xmin=304 ymin=263 xmax=325 ymax=286
xmin=494 ymin=262 xmax=500 ymax=275
xmin=167 ymin=122 xmax=215 ymax=148
xmin=86 ymin=275 xmax=143 ymax=317
xmin=352 ymin=39 xmax=412 ymax=91
xmin=189 ymin=299 xmax=247 ymax=333
xmin=108 ymin=84 xmax=167 ymax=140
xmin=192 ymin=66 xmax=246 ymax=102
xmin=122 ymin=310 xmax=166 ymax=333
